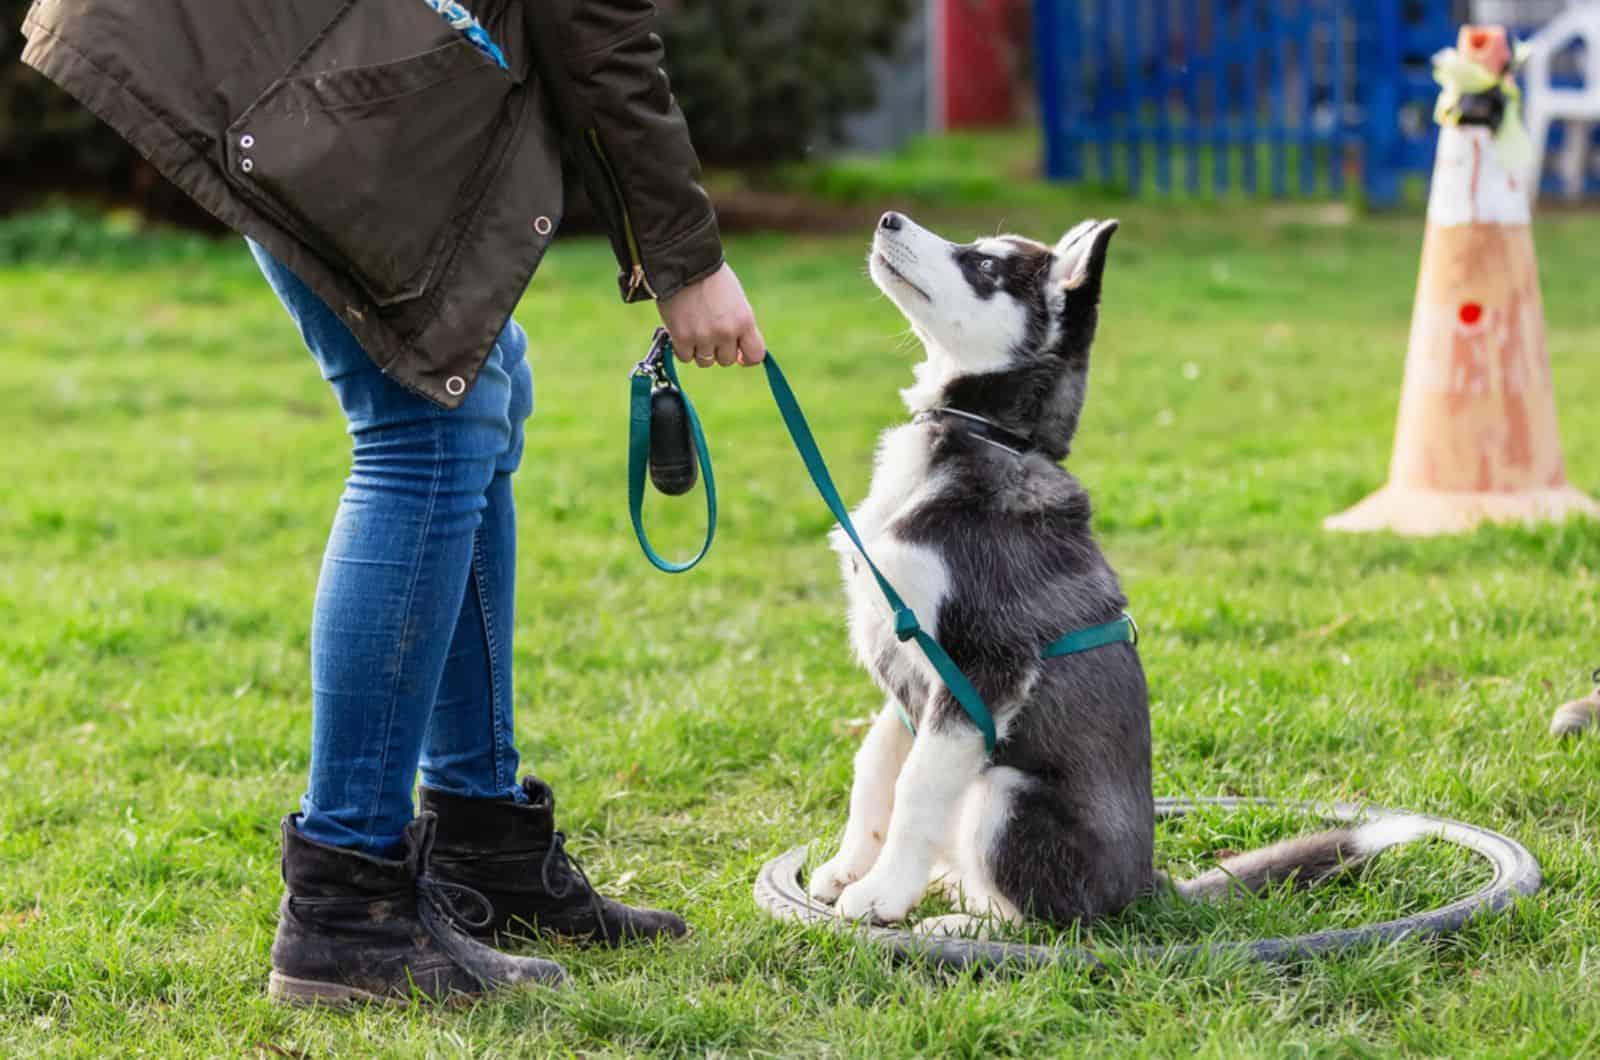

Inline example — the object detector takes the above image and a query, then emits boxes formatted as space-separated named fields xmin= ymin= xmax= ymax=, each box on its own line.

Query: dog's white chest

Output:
xmin=833 ymin=425 xmax=950 ymax=699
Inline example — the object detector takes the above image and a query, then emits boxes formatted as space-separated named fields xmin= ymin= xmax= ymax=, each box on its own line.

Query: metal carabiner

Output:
xmin=632 ymin=327 xmax=675 ymax=389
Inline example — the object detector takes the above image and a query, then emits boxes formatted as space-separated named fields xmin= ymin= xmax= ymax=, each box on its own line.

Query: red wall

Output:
xmin=938 ymin=0 xmax=1026 ymax=128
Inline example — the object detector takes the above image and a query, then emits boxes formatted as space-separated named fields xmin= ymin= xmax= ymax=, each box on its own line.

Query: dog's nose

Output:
xmin=879 ymin=211 xmax=904 ymax=232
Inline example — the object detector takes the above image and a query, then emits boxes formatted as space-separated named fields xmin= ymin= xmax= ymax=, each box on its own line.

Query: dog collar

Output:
xmin=915 ymin=407 xmax=1033 ymax=456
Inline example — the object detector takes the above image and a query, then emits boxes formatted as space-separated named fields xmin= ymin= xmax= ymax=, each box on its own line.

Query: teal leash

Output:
xmin=760 ymin=349 xmax=1003 ymax=752
xmin=627 ymin=333 xmax=1137 ymax=755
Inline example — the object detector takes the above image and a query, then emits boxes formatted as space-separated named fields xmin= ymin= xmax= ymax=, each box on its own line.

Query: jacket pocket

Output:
xmin=227 ymin=38 xmax=513 ymax=306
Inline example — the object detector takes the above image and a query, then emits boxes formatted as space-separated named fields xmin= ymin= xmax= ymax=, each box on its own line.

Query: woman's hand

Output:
xmin=657 ymin=263 xmax=767 ymax=367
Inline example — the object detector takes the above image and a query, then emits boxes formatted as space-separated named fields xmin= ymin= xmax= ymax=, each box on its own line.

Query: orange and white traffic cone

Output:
xmin=1325 ymin=25 xmax=1599 ymax=536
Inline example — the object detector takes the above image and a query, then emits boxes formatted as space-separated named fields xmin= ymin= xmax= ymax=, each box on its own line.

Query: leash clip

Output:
xmin=633 ymin=328 xmax=675 ymax=389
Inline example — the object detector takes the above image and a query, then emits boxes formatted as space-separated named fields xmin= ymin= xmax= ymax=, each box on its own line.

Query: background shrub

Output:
xmin=655 ymin=0 xmax=913 ymax=167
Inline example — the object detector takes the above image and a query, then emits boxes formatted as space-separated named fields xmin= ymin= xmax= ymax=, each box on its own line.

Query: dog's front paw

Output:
xmin=808 ymin=845 xmax=881 ymax=904
xmin=834 ymin=867 xmax=924 ymax=925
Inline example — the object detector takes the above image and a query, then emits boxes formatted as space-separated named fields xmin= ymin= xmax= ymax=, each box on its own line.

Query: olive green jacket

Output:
xmin=20 ymin=0 xmax=723 ymax=406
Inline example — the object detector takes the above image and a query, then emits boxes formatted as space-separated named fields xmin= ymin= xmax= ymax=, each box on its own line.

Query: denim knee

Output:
xmin=496 ymin=319 xmax=534 ymax=476
xmin=249 ymin=240 xmax=530 ymax=480
xmin=433 ymin=325 xmax=528 ymax=488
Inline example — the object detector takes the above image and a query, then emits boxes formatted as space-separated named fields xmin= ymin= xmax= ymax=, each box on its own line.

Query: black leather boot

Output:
xmin=420 ymin=776 xmax=689 ymax=946
xmin=268 ymin=813 xmax=567 ymax=1006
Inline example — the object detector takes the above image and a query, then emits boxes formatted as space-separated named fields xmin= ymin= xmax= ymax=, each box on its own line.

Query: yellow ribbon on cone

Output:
xmin=1432 ymin=43 xmax=1533 ymax=176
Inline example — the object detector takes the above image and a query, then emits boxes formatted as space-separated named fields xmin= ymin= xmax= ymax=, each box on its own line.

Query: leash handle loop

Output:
xmin=627 ymin=337 xmax=716 ymax=573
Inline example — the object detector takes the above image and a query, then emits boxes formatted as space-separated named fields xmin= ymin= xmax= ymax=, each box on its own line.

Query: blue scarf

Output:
xmin=422 ymin=0 xmax=509 ymax=70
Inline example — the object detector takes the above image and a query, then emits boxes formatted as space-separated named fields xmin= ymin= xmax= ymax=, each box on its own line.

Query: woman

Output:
xmin=21 ymin=0 xmax=764 ymax=1004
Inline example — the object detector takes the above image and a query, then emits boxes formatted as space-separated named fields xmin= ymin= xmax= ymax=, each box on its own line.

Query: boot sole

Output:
xmin=268 ymin=972 xmax=410 ymax=1008
xmin=495 ymin=916 xmax=692 ymax=948
xmin=268 ymin=970 xmax=563 ymax=1008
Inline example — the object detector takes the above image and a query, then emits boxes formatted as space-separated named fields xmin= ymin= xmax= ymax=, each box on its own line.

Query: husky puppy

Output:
xmin=808 ymin=213 xmax=1416 ymax=934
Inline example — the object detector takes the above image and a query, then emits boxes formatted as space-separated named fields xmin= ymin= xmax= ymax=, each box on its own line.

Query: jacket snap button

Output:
xmin=240 ymin=134 xmax=255 ymax=149
xmin=445 ymin=376 xmax=467 ymax=397
xmin=533 ymin=215 xmax=553 ymax=236
xmin=240 ymin=158 xmax=254 ymax=173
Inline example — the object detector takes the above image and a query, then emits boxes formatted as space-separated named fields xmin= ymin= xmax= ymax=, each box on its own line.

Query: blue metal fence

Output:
xmin=1033 ymin=1 xmax=1466 ymax=205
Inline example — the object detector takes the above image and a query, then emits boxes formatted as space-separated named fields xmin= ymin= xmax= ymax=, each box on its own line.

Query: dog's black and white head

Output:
xmin=868 ymin=212 xmax=1117 ymax=460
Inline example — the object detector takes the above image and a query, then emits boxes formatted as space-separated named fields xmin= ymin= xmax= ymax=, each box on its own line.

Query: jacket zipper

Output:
xmin=585 ymin=128 xmax=656 ymax=300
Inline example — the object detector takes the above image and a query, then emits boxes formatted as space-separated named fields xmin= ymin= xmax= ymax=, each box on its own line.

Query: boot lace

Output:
xmin=417 ymin=874 xmax=495 ymax=932
xmin=540 ymin=831 xmax=607 ymax=923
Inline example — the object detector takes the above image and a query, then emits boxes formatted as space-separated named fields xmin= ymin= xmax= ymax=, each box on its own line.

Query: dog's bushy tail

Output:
xmin=1173 ymin=816 xmax=1430 ymax=903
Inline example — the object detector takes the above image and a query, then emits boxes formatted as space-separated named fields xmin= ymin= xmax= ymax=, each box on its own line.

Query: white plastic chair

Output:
xmin=1521 ymin=1 xmax=1600 ymax=199
xmin=1473 ymin=0 xmax=1569 ymax=27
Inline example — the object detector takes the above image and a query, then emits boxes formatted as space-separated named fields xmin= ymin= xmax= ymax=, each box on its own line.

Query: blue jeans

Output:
xmin=250 ymin=243 xmax=533 ymax=857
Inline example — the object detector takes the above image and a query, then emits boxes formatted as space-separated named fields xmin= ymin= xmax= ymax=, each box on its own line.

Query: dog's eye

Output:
xmin=979 ymin=258 xmax=996 ymax=275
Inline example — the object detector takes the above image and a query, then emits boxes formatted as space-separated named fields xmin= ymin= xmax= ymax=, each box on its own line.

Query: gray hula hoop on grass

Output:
xmin=753 ymin=797 xmax=1542 ymax=970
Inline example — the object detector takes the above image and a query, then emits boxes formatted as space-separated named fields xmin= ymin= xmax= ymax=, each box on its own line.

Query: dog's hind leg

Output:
xmin=916 ymin=767 xmax=1026 ymax=938
xmin=834 ymin=714 xmax=987 ymax=924
xmin=809 ymin=700 xmax=915 ymax=903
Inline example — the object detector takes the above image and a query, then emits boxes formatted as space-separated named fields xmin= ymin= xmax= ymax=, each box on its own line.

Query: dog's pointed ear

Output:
xmin=1051 ymin=218 xmax=1119 ymax=293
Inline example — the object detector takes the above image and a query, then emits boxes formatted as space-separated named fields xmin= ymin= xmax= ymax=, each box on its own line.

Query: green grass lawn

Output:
xmin=4 ymin=186 xmax=1600 ymax=1057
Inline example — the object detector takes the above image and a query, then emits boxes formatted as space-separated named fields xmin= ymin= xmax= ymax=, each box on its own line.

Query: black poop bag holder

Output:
xmin=643 ymin=342 xmax=698 ymax=497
